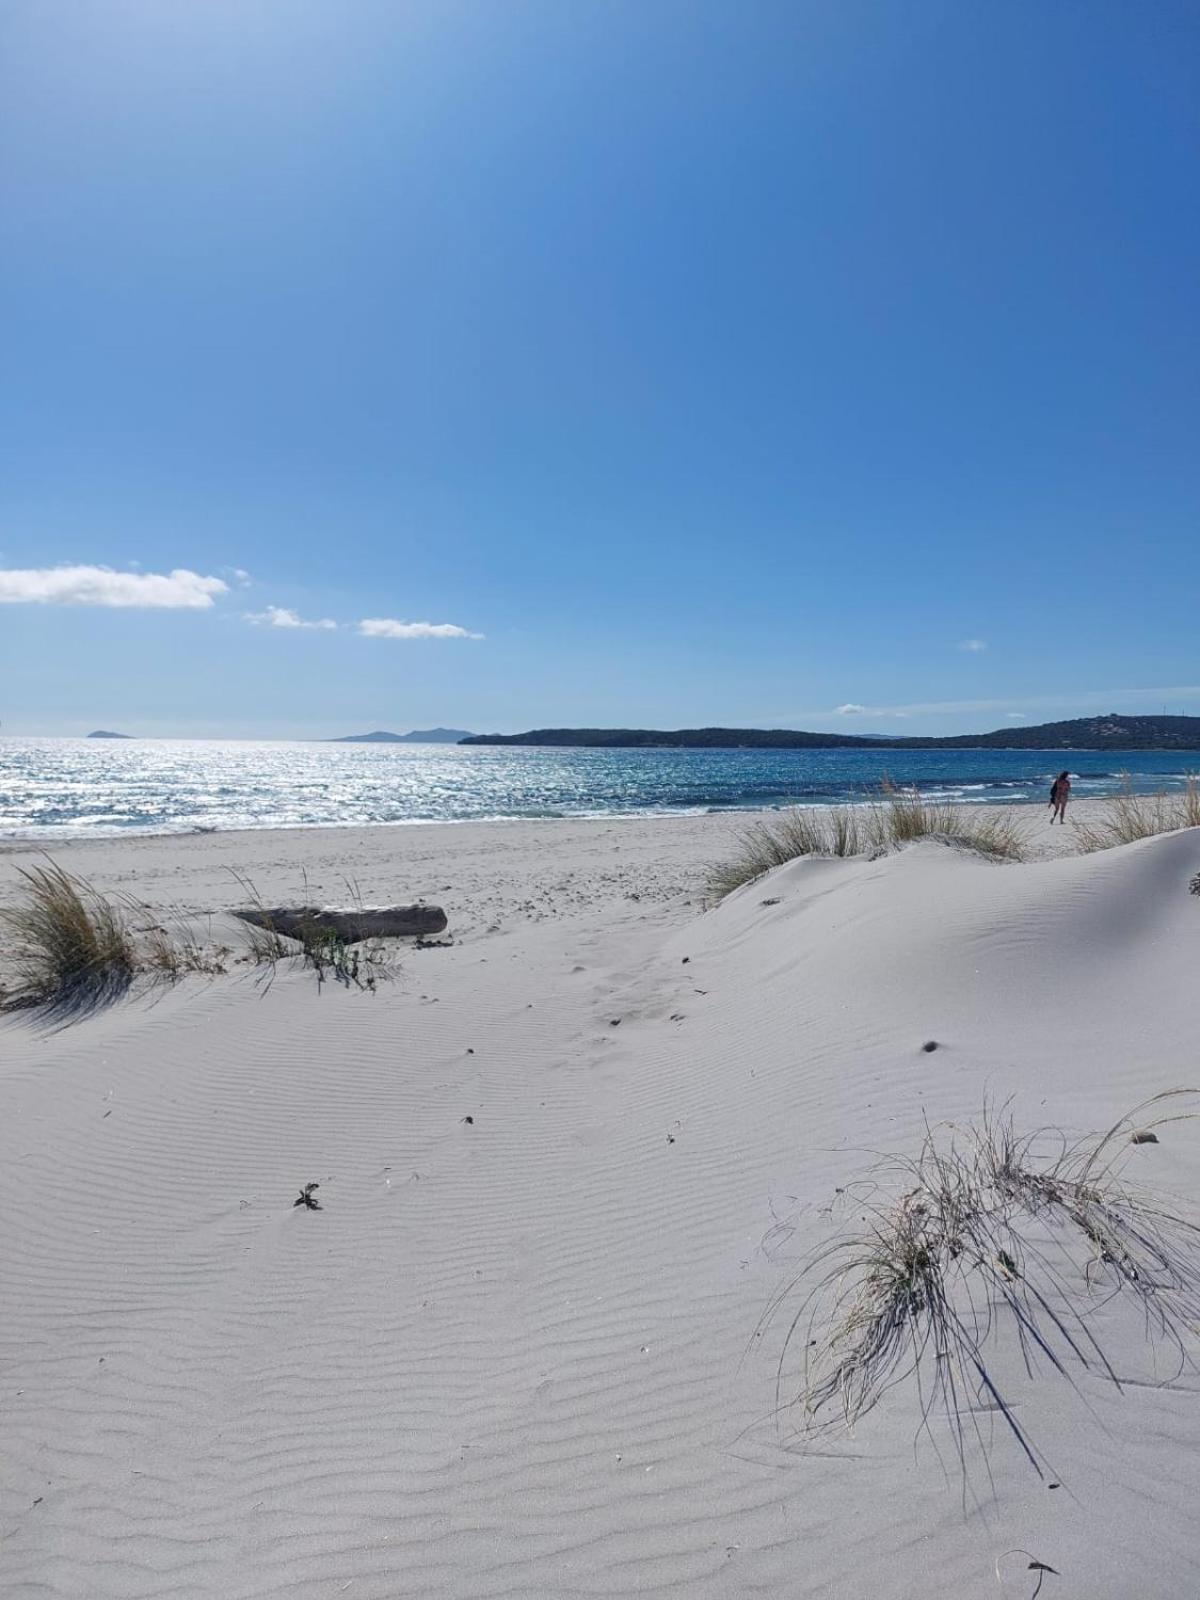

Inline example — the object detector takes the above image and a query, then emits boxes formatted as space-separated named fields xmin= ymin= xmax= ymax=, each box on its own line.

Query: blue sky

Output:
xmin=2 ymin=0 xmax=1197 ymax=738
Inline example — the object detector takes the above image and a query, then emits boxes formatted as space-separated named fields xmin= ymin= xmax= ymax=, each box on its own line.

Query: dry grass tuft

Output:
xmin=0 ymin=860 xmax=138 ymax=1012
xmin=1073 ymin=775 xmax=1200 ymax=852
xmin=708 ymin=807 xmax=865 ymax=897
xmin=709 ymin=786 xmax=1027 ymax=898
xmin=140 ymin=912 xmax=230 ymax=980
xmin=769 ymin=1093 xmax=1200 ymax=1482
xmin=0 ymin=860 xmax=396 ymax=1017
xmin=0 ymin=861 xmax=229 ymax=1017
xmin=871 ymin=783 xmax=1028 ymax=861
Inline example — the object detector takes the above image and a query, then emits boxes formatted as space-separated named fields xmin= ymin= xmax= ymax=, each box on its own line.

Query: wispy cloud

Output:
xmin=780 ymin=684 xmax=1200 ymax=724
xmin=1006 ymin=711 xmax=1027 ymax=720
xmin=246 ymin=605 xmax=337 ymax=631
xmin=243 ymin=606 xmax=480 ymax=636
xmin=835 ymin=702 xmax=910 ymax=719
xmin=0 ymin=565 xmax=228 ymax=609
xmin=358 ymin=618 xmax=483 ymax=640
xmin=957 ymin=638 xmax=988 ymax=652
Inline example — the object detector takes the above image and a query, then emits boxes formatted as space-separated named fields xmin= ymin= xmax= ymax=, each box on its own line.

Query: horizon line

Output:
xmin=5 ymin=707 xmax=1200 ymax=744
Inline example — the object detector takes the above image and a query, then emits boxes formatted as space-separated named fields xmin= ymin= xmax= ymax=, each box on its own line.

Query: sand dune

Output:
xmin=2 ymin=813 xmax=1199 ymax=1597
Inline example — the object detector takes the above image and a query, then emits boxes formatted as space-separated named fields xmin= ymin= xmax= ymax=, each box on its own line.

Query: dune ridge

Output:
xmin=2 ymin=815 xmax=1199 ymax=1597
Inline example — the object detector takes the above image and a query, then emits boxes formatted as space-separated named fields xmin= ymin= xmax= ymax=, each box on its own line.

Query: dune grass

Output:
xmin=0 ymin=861 xmax=227 ymax=1015
xmin=229 ymin=872 xmax=293 ymax=972
xmin=770 ymin=1093 xmax=1200 ymax=1482
xmin=140 ymin=912 xmax=229 ymax=980
xmin=707 ymin=809 xmax=864 ymax=897
xmin=1073 ymin=775 xmax=1200 ymax=852
xmin=878 ymin=786 xmax=1027 ymax=859
xmin=0 ymin=861 xmax=139 ymax=1011
xmin=0 ymin=859 xmax=390 ymax=1015
xmin=709 ymin=786 xmax=1028 ymax=898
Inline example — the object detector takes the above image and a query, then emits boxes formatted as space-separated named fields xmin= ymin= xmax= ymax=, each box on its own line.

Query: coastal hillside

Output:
xmin=461 ymin=726 xmax=880 ymax=749
xmin=461 ymin=713 xmax=1200 ymax=750
xmin=332 ymin=728 xmax=474 ymax=744
xmin=927 ymin=713 xmax=1200 ymax=749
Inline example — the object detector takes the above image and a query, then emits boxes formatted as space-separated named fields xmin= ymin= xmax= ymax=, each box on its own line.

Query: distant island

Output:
xmin=332 ymin=728 xmax=474 ymax=744
xmin=86 ymin=730 xmax=133 ymax=739
xmin=461 ymin=714 xmax=1200 ymax=751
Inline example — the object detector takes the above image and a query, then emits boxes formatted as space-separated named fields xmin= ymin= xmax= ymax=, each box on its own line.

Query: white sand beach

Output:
xmin=2 ymin=802 xmax=1199 ymax=1599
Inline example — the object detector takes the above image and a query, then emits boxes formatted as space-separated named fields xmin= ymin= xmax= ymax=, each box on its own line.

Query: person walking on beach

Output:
xmin=1049 ymin=770 xmax=1071 ymax=824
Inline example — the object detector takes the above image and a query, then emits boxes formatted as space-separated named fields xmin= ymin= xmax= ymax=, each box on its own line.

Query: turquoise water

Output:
xmin=0 ymin=738 xmax=1194 ymax=840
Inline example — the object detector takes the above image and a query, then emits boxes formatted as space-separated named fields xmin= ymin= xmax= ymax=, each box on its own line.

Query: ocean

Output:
xmin=0 ymin=738 xmax=1195 ymax=840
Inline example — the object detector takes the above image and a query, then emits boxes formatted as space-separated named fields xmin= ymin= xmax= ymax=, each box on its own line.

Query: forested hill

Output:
xmin=927 ymin=715 xmax=1200 ymax=750
xmin=460 ymin=715 xmax=1200 ymax=750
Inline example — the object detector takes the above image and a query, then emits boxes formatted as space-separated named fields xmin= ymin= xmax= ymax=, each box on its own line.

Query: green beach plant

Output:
xmin=230 ymin=870 xmax=392 ymax=992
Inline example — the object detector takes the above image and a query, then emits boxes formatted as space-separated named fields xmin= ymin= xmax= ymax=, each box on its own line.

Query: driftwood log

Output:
xmin=233 ymin=904 xmax=448 ymax=942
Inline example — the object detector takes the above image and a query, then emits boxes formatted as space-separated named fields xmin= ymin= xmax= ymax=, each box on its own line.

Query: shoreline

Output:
xmin=5 ymin=731 xmax=1200 ymax=752
xmin=0 ymin=799 xmax=1106 ymax=947
xmin=0 ymin=789 xmax=1141 ymax=854
xmin=3 ymin=741 xmax=1195 ymax=849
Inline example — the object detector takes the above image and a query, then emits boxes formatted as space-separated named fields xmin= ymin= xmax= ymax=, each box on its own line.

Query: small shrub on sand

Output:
xmin=0 ymin=861 xmax=138 ymax=1010
xmin=770 ymin=1093 xmax=1200 ymax=1481
xmin=238 ymin=919 xmax=292 ymax=967
xmin=709 ymin=788 xmax=1026 ymax=898
xmin=231 ymin=872 xmax=392 ymax=992
xmin=291 ymin=920 xmax=384 ymax=991
xmin=1073 ymin=775 xmax=1200 ymax=852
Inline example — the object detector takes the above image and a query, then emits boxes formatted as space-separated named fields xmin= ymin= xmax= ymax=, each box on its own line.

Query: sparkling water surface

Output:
xmin=0 ymin=739 xmax=1193 ymax=840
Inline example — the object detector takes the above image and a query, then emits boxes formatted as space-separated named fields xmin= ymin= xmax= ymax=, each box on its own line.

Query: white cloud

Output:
xmin=358 ymin=617 xmax=483 ymax=640
xmin=776 ymin=684 xmax=1200 ymax=724
xmin=957 ymin=638 xmax=988 ymax=652
xmin=231 ymin=568 xmax=253 ymax=586
xmin=0 ymin=564 xmax=228 ymax=609
xmin=246 ymin=605 xmax=337 ymax=631
xmin=1006 ymin=711 xmax=1027 ymax=720
xmin=834 ymin=702 xmax=912 ymax=719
